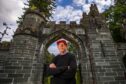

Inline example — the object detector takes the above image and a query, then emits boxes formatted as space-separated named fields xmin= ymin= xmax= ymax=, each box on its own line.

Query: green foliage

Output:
xmin=28 ymin=0 xmax=56 ymax=20
xmin=76 ymin=70 xmax=81 ymax=84
xmin=104 ymin=0 xmax=126 ymax=42
xmin=68 ymin=42 xmax=76 ymax=53
xmin=45 ymin=51 xmax=55 ymax=64
xmin=44 ymin=51 xmax=54 ymax=84
xmin=16 ymin=15 xmax=24 ymax=25
xmin=44 ymin=76 xmax=51 ymax=84
xmin=17 ymin=0 xmax=56 ymax=24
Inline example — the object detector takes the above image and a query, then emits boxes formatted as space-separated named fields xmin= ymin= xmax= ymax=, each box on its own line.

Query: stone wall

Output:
xmin=0 ymin=35 xmax=41 ymax=84
xmin=90 ymin=40 xmax=126 ymax=84
xmin=117 ymin=43 xmax=126 ymax=58
xmin=0 ymin=3 xmax=126 ymax=84
xmin=80 ymin=4 xmax=126 ymax=84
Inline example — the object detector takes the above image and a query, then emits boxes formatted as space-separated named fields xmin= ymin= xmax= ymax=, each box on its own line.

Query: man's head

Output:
xmin=57 ymin=40 xmax=68 ymax=54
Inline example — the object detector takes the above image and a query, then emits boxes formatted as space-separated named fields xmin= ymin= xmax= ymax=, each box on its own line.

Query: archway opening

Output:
xmin=42 ymin=38 xmax=82 ymax=84
xmin=39 ymin=29 xmax=86 ymax=84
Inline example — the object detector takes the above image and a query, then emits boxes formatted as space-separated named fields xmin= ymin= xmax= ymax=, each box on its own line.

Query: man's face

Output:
xmin=57 ymin=42 xmax=67 ymax=53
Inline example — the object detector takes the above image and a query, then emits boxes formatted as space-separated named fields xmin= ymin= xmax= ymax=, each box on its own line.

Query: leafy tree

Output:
xmin=45 ymin=51 xmax=55 ymax=64
xmin=17 ymin=0 xmax=56 ymax=24
xmin=28 ymin=0 xmax=56 ymax=20
xmin=68 ymin=42 xmax=76 ymax=53
xmin=17 ymin=15 xmax=24 ymax=25
xmin=44 ymin=51 xmax=55 ymax=84
xmin=104 ymin=0 xmax=126 ymax=42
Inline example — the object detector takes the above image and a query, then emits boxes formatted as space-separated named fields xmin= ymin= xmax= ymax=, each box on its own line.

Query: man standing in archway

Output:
xmin=48 ymin=39 xmax=77 ymax=84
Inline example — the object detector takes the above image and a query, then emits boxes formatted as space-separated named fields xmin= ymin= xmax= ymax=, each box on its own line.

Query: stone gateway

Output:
xmin=0 ymin=4 xmax=126 ymax=84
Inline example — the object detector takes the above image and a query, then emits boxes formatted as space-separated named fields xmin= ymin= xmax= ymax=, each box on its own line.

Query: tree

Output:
xmin=17 ymin=0 xmax=56 ymax=24
xmin=45 ymin=51 xmax=55 ymax=64
xmin=68 ymin=42 xmax=76 ymax=53
xmin=104 ymin=0 xmax=126 ymax=42
xmin=28 ymin=0 xmax=56 ymax=20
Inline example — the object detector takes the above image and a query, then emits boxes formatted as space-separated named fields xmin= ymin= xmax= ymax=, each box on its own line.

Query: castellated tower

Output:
xmin=3 ymin=11 xmax=46 ymax=84
xmin=0 ymin=4 xmax=126 ymax=84
xmin=80 ymin=4 xmax=126 ymax=84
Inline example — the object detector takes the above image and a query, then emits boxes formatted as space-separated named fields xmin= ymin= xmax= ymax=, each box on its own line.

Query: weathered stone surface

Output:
xmin=0 ymin=3 xmax=126 ymax=84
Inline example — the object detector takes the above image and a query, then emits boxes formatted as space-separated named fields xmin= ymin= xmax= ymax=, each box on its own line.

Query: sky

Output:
xmin=0 ymin=0 xmax=114 ymax=55
xmin=52 ymin=0 xmax=114 ymax=23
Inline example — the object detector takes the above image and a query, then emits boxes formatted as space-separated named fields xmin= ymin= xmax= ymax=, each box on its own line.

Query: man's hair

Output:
xmin=57 ymin=39 xmax=67 ymax=46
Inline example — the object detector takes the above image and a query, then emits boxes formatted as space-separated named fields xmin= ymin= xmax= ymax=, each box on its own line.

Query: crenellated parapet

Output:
xmin=46 ymin=21 xmax=80 ymax=29
xmin=80 ymin=4 xmax=110 ymax=35
xmin=43 ymin=21 xmax=85 ymax=35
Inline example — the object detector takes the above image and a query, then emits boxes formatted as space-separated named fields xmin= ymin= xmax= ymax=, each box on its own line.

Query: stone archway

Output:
xmin=39 ymin=29 xmax=89 ymax=84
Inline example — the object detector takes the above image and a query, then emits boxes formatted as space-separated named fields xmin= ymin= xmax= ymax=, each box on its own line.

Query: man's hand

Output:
xmin=49 ymin=63 xmax=56 ymax=69
xmin=68 ymin=66 xmax=70 ymax=70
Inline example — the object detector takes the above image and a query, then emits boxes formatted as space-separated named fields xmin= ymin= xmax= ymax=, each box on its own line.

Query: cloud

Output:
xmin=82 ymin=4 xmax=91 ymax=14
xmin=0 ymin=0 xmax=24 ymax=24
xmin=95 ymin=0 xmax=114 ymax=12
xmin=52 ymin=5 xmax=82 ymax=23
xmin=51 ymin=0 xmax=114 ymax=22
xmin=58 ymin=0 xmax=63 ymax=2
xmin=48 ymin=42 xmax=59 ymax=56
xmin=0 ymin=0 xmax=25 ymax=41
xmin=73 ymin=0 xmax=114 ymax=13
xmin=73 ymin=0 xmax=85 ymax=6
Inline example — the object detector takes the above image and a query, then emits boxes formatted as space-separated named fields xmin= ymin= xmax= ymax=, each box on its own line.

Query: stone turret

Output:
xmin=15 ymin=11 xmax=46 ymax=37
xmin=6 ymin=11 xmax=46 ymax=84
xmin=81 ymin=4 xmax=110 ymax=35
xmin=89 ymin=4 xmax=99 ymax=17
xmin=80 ymin=4 xmax=126 ymax=84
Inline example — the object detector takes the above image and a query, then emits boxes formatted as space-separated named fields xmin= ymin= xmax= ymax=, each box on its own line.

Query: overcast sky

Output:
xmin=0 ymin=0 xmax=25 ymax=41
xmin=0 ymin=0 xmax=114 ymax=55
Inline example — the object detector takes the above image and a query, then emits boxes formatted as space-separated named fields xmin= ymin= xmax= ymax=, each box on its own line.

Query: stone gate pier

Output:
xmin=0 ymin=4 xmax=126 ymax=84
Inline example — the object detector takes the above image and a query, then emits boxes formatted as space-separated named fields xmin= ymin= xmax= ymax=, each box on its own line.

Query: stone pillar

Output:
xmin=0 ymin=11 xmax=45 ymax=84
xmin=8 ymin=35 xmax=39 ymax=84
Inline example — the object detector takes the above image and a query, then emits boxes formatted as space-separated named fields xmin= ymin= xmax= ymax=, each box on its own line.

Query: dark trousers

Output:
xmin=51 ymin=77 xmax=76 ymax=84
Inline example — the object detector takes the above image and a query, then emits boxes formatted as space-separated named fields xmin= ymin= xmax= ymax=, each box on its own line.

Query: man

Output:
xmin=48 ymin=39 xmax=77 ymax=84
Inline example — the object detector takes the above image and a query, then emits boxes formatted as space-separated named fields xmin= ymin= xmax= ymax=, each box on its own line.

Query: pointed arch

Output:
xmin=39 ymin=29 xmax=88 ymax=84
xmin=40 ymin=29 xmax=86 ymax=61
